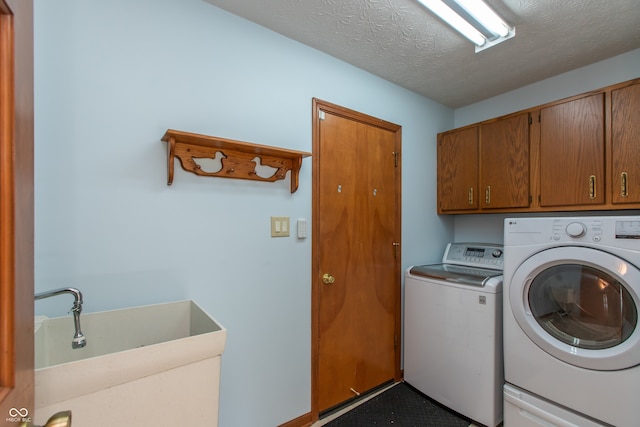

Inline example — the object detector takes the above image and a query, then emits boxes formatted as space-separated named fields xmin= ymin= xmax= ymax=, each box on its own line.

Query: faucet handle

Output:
xmin=20 ymin=410 xmax=72 ymax=427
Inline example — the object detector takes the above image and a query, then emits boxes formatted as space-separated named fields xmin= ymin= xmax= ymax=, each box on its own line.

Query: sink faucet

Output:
xmin=35 ymin=287 xmax=87 ymax=349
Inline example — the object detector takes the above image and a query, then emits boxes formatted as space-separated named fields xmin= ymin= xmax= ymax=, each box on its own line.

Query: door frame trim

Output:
xmin=0 ymin=0 xmax=34 ymax=414
xmin=310 ymin=98 xmax=402 ymax=421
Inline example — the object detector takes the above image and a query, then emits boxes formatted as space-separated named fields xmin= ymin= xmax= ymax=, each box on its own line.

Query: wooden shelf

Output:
xmin=161 ymin=129 xmax=311 ymax=193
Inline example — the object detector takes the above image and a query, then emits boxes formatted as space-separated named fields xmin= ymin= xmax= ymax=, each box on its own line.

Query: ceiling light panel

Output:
xmin=416 ymin=0 xmax=487 ymax=46
xmin=454 ymin=0 xmax=511 ymax=38
xmin=417 ymin=0 xmax=515 ymax=51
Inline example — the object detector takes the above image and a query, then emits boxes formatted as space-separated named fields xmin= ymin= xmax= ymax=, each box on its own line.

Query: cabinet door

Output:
xmin=539 ymin=93 xmax=605 ymax=207
xmin=480 ymin=113 xmax=530 ymax=209
xmin=438 ymin=126 xmax=478 ymax=212
xmin=611 ymin=82 xmax=640 ymax=204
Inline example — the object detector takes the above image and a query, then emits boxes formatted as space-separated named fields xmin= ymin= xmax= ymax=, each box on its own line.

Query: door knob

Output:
xmin=322 ymin=273 xmax=335 ymax=284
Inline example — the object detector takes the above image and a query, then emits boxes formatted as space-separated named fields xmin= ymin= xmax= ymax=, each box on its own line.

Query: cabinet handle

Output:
xmin=621 ymin=172 xmax=628 ymax=198
xmin=485 ymin=186 xmax=491 ymax=204
xmin=589 ymin=175 xmax=596 ymax=199
xmin=468 ymin=187 xmax=473 ymax=205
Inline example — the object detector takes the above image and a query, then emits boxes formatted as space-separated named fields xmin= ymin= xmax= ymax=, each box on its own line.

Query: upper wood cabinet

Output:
xmin=539 ymin=93 xmax=605 ymax=207
xmin=480 ymin=112 xmax=530 ymax=209
xmin=437 ymin=113 xmax=530 ymax=214
xmin=611 ymin=80 xmax=640 ymax=204
xmin=438 ymin=126 xmax=478 ymax=212
xmin=436 ymin=77 xmax=640 ymax=214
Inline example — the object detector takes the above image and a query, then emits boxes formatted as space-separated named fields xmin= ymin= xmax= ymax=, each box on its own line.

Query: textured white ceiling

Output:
xmin=204 ymin=0 xmax=640 ymax=108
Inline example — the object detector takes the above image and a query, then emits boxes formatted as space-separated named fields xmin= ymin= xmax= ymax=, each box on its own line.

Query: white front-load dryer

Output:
xmin=503 ymin=216 xmax=640 ymax=427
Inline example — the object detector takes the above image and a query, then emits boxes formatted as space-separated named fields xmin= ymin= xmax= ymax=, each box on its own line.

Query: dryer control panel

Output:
xmin=505 ymin=216 xmax=640 ymax=250
xmin=442 ymin=242 xmax=504 ymax=270
xmin=551 ymin=218 xmax=640 ymax=241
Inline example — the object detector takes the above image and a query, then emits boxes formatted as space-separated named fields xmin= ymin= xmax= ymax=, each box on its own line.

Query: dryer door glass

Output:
xmin=529 ymin=264 xmax=637 ymax=350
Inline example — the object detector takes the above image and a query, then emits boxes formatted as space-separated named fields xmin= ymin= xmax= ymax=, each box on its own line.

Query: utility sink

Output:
xmin=34 ymin=300 xmax=226 ymax=427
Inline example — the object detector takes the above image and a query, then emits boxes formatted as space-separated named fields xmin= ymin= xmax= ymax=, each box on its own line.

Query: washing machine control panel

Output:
xmin=551 ymin=219 xmax=603 ymax=241
xmin=551 ymin=218 xmax=640 ymax=242
xmin=506 ymin=216 xmax=640 ymax=249
xmin=565 ymin=222 xmax=587 ymax=238
xmin=442 ymin=242 xmax=503 ymax=270
xmin=615 ymin=220 xmax=640 ymax=239
xmin=504 ymin=215 xmax=640 ymax=249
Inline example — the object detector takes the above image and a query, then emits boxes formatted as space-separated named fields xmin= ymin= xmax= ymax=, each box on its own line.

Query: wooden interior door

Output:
xmin=312 ymin=99 xmax=401 ymax=416
xmin=0 ymin=0 xmax=34 ymax=422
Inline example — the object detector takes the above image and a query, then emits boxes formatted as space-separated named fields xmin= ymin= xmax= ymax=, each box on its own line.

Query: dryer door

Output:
xmin=509 ymin=246 xmax=640 ymax=370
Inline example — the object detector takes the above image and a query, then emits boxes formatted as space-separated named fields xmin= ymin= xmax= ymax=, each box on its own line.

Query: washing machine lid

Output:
xmin=410 ymin=264 xmax=502 ymax=287
xmin=509 ymin=246 xmax=640 ymax=370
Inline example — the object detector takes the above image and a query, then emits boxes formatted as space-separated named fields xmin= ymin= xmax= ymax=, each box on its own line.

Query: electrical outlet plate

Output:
xmin=271 ymin=216 xmax=290 ymax=237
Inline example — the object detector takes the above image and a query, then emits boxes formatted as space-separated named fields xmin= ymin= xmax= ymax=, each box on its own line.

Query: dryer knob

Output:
xmin=566 ymin=222 xmax=586 ymax=238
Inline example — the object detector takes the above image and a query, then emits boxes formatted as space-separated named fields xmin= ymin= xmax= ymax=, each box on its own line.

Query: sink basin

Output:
xmin=34 ymin=300 xmax=226 ymax=426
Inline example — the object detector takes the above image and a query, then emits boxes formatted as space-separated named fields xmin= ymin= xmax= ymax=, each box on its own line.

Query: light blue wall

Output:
xmin=33 ymin=0 xmax=452 ymax=425
xmin=451 ymin=49 xmax=640 ymax=244
xmin=454 ymin=48 xmax=640 ymax=127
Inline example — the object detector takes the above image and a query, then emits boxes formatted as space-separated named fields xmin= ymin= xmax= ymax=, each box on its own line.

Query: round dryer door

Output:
xmin=509 ymin=246 xmax=640 ymax=370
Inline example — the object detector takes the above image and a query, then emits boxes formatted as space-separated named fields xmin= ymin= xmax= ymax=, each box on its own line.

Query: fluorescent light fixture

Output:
xmin=455 ymin=0 xmax=510 ymax=37
xmin=416 ymin=0 xmax=486 ymax=46
xmin=417 ymin=0 xmax=515 ymax=51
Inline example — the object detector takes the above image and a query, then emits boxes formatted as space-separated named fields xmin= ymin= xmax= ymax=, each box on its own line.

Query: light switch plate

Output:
xmin=297 ymin=218 xmax=307 ymax=239
xmin=271 ymin=216 xmax=290 ymax=237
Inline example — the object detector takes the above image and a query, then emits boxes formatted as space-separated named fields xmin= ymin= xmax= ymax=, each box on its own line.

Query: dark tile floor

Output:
xmin=313 ymin=383 xmax=476 ymax=427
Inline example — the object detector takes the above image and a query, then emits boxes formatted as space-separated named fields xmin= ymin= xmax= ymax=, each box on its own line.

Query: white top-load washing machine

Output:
xmin=503 ymin=216 xmax=640 ymax=427
xmin=404 ymin=242 xmax=504 ymax=427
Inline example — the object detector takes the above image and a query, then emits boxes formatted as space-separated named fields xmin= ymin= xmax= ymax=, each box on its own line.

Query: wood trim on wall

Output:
xmin=0 ymin=0 xmax=17 ymax=398
xmin=277 ymin=411 xmax=313 ymax=427
xmin=0 ymin=0 xmax=34 ymax=416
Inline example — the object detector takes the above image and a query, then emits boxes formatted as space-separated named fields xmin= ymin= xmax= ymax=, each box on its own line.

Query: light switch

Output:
xmin=297 ymin=218 xmax=307 ymax=239
xmin=271 ymin=216 xmax=290 ymax=237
